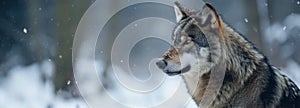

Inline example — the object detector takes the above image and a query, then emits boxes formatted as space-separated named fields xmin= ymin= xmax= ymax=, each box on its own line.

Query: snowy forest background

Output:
xmin=0 ymin=0 xmax=299 ymax=108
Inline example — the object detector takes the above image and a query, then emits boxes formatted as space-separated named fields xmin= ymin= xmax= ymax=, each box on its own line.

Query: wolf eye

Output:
xmin=168 ymin=53 xmax=173 ymax=58
xmin=186 ymin=40 xmax=192 ymax=44
xmin=184 ymin=38 xmax=192 ymax=45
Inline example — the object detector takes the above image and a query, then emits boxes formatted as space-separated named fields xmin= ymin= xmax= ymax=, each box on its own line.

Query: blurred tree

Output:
xmin=27 ymin=0 xmax=56 ymax=83
xmin=55 ymin=0 xmax=92 ymax=92
xmin=0 ymin=0 xmax=39 ymax=76
xmin=244 ymin=0 xmax=264 ymax=50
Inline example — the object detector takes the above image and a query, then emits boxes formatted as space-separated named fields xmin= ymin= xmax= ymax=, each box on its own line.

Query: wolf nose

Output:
xmin=156 ymin=60 xmax=167 ymax=69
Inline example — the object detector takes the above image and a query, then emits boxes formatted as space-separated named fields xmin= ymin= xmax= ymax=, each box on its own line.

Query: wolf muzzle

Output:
xmin=156 ymin=59 xmax=191 ymax=76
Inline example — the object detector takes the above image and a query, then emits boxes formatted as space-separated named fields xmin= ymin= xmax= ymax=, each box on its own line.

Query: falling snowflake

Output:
xmin=59 ymin=55 xmax=62 ymax=59
xmin=67 ymin=80 xmax=71 ymax=85
xmin=23 ymin=28 xmax=27 ymax=34
xmin=244 ymin=18 xmax=249 ymax=23
xmin=283 ymin=26 xmax=287 ymax=31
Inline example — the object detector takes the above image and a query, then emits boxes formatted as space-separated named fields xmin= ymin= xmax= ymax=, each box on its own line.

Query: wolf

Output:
xmin=156 ymin=2 xmax=300 ymax=108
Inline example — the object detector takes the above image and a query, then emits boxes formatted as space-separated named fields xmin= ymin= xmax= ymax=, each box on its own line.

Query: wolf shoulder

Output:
xmin=270 ymin=66 xmax=300 ymax=107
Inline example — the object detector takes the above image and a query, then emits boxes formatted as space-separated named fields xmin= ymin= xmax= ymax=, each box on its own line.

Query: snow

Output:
xmin=0 ymin=61 xmax=88 ymax=108
xmin=265 ymin=23 xmax=287 ymax=43
xmin=282 ymin=26 xmax=287 ymax=31
xmin=264 ymin=14 xmax=300 ymax=43
xmin=264 ymin=3 xmax=268 ymax=7
xmin=67 ymin=80 xmax=71 ymax=85
xmin=73 ymin=58 xmax=198 ymax=108
xmin=263 ymin=13 xmax=300 ymax=86
xmin=283 ymin=14 xmax=300 ymax=29
xmin=282 ymin=60 xmax=300 ymax=87
xmin=23 ymin=28 xmax=27 ymax=34
xmin=2 ymin=1 xmax=299 ymax=108
xmin=244 ymin=18 xmax=249 ymax=23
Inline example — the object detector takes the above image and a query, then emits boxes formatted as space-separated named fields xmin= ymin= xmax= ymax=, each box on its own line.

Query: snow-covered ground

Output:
xmin=0 ymin=61 xmax=88 ymax=108
xmin=0 ymin=59 xmax=198 ymax=108
xmin=1 ymin=57 xmax=299 ymax=108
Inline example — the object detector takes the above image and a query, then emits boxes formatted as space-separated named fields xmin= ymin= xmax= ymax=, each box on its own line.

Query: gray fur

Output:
xmin=156 ymin=2 xmax=300 ymax=108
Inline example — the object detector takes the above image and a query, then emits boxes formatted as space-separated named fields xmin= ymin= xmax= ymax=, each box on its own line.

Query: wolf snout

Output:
xmin=156 ymin=60 xmax=167 ymax=70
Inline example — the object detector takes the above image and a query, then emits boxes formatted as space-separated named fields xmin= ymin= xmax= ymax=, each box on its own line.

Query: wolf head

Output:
xmin=156 ymin=2 xmax=225 ymax=76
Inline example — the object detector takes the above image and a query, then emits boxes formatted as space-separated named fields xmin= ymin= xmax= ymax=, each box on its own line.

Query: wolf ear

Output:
xmin=174 ymin=2 xmax=195 ymax=23
xmin=193 ymin=3 xmax=225 ymax=66
xmin=195 ymin=3 xmax=223 ymax=36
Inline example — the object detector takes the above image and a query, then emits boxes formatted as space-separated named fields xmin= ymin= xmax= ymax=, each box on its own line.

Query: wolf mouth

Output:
xmin=165 ymin=65 xmax=191 ymax=76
